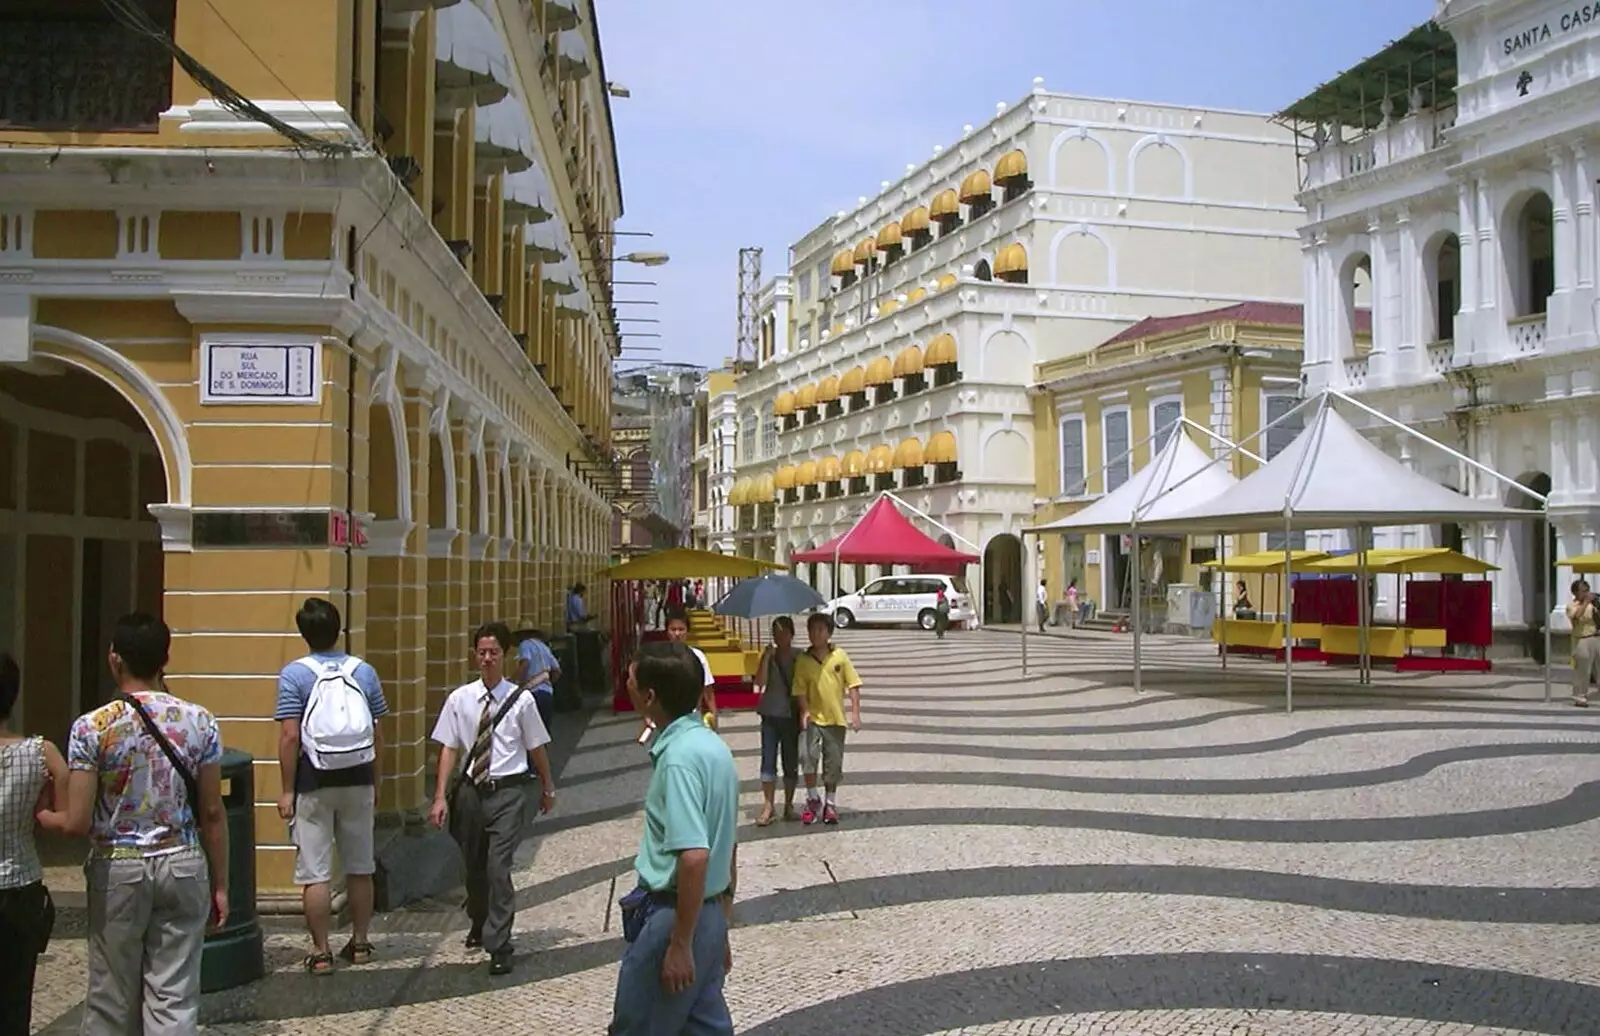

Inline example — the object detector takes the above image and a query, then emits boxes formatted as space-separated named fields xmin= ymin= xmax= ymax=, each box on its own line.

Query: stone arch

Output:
xmin=1128 ymin=134 xmax=1191 ymax=197
xmin=1420 ymin=228 xmax=1461 ymax=345
xmin=498 ymin=451 xmax=514 ymax=539
xmin=1048 ymin=127 xmax=1114 ymax=192
xmin=31 ymin=324 xmax=192 ymax=505
xmin=981 ymin=427 xmax=1031 ymax=482
xmin=1049 ymin=225 xmax=1115 ymax=287
xmin=1502 ymin=188 xmax=1554 ymax=318
xmin=470 ymin=446 xmax=489 ymax=537
xmin=983 ymin=532 xmax=1024 ymax=623
xmin=427 ymin=405 xmax=456 ymax=531
xmin=1336 ymin=249 xmax=1373 ymax=362
xmin=981 ymin=329 xmax=1031 ymax=383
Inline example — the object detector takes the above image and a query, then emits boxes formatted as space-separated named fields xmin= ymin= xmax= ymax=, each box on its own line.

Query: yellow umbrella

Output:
xmin=602 ymin=548 xmax=786 ymax=581
xmin=1561 ymin=552 xmax=1600 ymax=573
xmin=1307 ymin=548 xmax=1499 ymax=576
xmin=1200 ymin=550 xmax=1330 ymax=573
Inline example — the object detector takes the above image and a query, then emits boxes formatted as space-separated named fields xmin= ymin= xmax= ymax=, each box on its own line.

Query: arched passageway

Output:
xmin=983 ymin=533 xmax=1023 ymax=624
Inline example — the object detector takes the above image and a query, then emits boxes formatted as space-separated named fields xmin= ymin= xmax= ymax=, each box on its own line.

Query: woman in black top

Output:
xmin=753 ymin=617 xmax=801 ymax=826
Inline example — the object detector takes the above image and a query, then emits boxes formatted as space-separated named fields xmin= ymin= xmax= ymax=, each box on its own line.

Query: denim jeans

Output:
xmin=758 ymin=715 xmax=799 ymax=783
xmin=608 ymin=899 xmax=733 ymax=1036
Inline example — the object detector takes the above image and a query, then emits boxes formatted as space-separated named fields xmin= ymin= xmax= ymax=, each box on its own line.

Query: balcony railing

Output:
xmin=0 ymin=16 xmax=174 ymax=132
xmin=1303 ymin=104 xmax=1457 ymax=189
xmin=1508 ymin=314 xmax=1546 ymax=356
xmin=1426 ymin=339 xmax=1454 ymax=375
xmin=1342 ymin=355 xmax=1369 ymax=390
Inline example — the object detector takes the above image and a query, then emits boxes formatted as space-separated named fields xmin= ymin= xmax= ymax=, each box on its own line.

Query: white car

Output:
xmin=822 ymin=575 xmax=974 ymax=631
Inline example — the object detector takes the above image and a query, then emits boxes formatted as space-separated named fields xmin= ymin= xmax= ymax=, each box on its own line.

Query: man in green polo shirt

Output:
xmin=609 ymin=642 xmax=739 ymax=1035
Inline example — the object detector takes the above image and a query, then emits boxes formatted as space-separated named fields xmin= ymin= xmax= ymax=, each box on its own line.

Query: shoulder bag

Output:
xmin=446 ymin=687 xmax=527 ymax=807
xmin=124 ymin=693 xmax=199 ymax=808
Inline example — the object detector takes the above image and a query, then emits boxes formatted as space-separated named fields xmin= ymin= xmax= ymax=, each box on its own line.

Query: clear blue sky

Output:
xmin=597 ymin=0 xmax=1436 ymax=369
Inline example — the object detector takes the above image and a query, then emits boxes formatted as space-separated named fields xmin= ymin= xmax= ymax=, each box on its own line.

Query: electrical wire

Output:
xmin=98 ymin=0 xmax=355 ymax=158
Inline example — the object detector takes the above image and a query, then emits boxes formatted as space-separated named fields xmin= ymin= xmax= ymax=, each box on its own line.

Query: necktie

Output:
xmin=467 ymin=694 xmax=494 ymax=786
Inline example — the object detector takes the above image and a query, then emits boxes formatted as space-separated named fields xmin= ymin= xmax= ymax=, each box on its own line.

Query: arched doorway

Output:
xmin=983 ymin=533 xmax=1022 ymax=623
xmin=0 ymin=363 xmax=166 ymax=738
xmin=1508 ymin=472 xmax=1554 ymax=632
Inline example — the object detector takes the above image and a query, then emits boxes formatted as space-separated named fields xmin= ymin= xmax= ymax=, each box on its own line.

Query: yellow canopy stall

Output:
xmin=602 ymin=548 xmax=785 ymax=581
xmin=1200 ymin=550 xmax=1330 ymax=573
xmin=1561 ymin=552 xmax=1600 ymax=573
xmin=1306 ymin=548 xmax=1499 ymax=576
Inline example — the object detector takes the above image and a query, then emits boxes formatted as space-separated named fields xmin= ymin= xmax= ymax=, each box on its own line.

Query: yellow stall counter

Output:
xmin=1319 ymin=625 xmax=1447 ymax=659
xmin=1211 ymin=618 xmax=1323 ymax=649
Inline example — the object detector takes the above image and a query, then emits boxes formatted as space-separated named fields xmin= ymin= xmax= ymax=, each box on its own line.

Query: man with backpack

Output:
xmin=275 ymin=597 xmax=389 ymax=975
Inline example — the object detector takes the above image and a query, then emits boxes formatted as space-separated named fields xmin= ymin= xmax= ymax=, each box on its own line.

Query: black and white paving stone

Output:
xmin=30 ymin=628 xmax=1600 ymax=1034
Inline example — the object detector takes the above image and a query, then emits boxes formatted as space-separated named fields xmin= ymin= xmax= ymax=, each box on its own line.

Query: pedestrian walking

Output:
xmin=934 ymin=588 xmax=951 ymax=639
xmin=753 ymin=617 xmax=800 ymax=826
xmin=514 ymin=625 xmax=561 ymax=734
xmin=665 ymin=607 xmax=717 ymax=728
xmin=1036 ymin=579 xmax=1049 ymax=632
xmin=40 ymin=613 xmax=229 ymax=1035
xmin=430 ymin=622 xmax=556 ymax=975
xmin=275 ymin=597 xmax=388 ymax=974
xmin=567 ymin=583 xmax=591 ymax=631
xmin=793 ymin=613 xmax=862 ymax=826
xmin=609 ymin=642 xmax=738 ymax=1036
xmin=0 ymin=652 xmax=68 ymax=1034
xmin=1567 ymin=579 xmax=1598 ymax=707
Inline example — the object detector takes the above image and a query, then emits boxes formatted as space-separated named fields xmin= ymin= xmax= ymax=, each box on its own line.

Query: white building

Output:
xmin=730 ymin=79 xmax=1305 ymax=608
xmin=693 ymin=367 xmax=740 ymax=553
xmin=1288 ymin=0 xmax=1600 ymax=647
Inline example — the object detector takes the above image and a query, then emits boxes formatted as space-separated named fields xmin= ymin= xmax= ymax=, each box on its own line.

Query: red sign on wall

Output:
xmin=329 ymin=512 xmax=368 ymax=549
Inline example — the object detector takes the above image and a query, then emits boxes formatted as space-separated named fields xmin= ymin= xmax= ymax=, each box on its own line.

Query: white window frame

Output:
xmin=1057 ymin=411 xmax=1086 ymax=497
xmin=1101 ymin=404 xmax=1132 ymax=493
xmin=1148 ymin=394 xmax=1184 ymax=454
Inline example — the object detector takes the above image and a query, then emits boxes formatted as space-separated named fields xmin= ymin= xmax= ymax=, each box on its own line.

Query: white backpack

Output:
xmin=298 ymin=655 xmax=376 ymax=770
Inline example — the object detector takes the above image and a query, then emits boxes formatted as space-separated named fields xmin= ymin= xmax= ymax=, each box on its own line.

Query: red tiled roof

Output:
xmin=1097 ymin=302 xmax=1372 ymax=349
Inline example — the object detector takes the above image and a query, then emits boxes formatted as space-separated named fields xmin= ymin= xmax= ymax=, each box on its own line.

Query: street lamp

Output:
xmin=617 ymin=251 xmax=670 ymax=266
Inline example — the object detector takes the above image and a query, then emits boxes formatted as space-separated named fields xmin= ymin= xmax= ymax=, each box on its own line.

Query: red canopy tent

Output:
xmin=792 ymin=495 xmax=979 ymax=569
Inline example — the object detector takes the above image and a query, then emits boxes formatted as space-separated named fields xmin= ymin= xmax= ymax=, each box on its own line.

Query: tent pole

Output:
xmin=1284 ymin=514 xmax=1294 ymax=715
xmin=1218 ymin=533 xmax=1228 ymax=672
xmin=1132 ymin=532 xmax=1144 ymax=694
xmin=1020 ymin=533 xmax=1030 ymax=674
xmin=1357 ymin=525 xmax=1370 ymax=686
xmin=1542 ymin=510 xmax=1552 ymax=703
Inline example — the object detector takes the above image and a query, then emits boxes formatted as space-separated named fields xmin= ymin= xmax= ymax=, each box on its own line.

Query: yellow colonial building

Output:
xmin=0 ymin=0 xmax=619 ymax=902
xmin=1032 ymin=303 xmax=1366 ymax=619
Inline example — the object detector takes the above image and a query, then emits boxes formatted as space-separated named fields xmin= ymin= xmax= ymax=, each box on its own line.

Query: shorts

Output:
xmin=803 ymin=724 xmax=847 ymax=786
xmin=291 ymin=784 xmax=377 ymax=885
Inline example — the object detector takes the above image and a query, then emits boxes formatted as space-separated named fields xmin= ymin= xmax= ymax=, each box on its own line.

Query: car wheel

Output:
xmin=833 ymin=608 xmax=854 ymax=629
xmin=918 ymin=609 xmax=937 ymax=631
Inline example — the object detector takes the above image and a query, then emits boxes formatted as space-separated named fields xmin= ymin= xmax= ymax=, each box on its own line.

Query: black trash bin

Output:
xmin=552 ymin=637 xmax=581 ymax=711
xmin=201 ymin=748 xmax=264 ymax=993
xmin=574 ymin=629 xmax=604 ymax=696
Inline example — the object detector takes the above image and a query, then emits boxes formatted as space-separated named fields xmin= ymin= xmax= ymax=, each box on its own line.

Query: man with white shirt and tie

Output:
xmin=429 ymin=621 xmax=556 ymax=975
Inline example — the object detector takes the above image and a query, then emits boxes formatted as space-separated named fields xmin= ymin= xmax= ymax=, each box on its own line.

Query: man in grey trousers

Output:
xmin=430 ymin=622 xmax=556 ymax=975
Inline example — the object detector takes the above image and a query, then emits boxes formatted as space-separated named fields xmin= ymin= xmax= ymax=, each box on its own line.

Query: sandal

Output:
xmin=755 ymin=807 xmax=775 ymax=827
xmin=782 ymin=806 xmax=798 ymax=822
xmin=338 ymin=940 xmax=375 ymax=965
xmin=304 ymin=952 xmax=334 ymax=976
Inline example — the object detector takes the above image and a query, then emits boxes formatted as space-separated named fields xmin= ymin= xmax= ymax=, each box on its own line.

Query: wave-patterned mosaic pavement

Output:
xmin=31 ymin=628 xmax=1600 ymax=1034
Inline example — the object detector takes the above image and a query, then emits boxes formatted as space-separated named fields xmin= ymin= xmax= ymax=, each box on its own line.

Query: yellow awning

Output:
xmin=893 ymin=344 xmax=925 ymax=377
xmin=753 ymin=474 xmax=776 ymax=503
xmin=894 ymin=437 xmax=925 ymax=468
xmin=1563 ymin=552 xmax=1600 ymax=573
xmin=906 ymin=287 xmax=927 ymax=305
xmin=877 ymin=299 xmax=901 ymax=318
xmin=842 ymin=449 xmax=867 ymax=477
xmin=876 ymin=222 xmax=903 ymax=250
xmin=773 ymin=391 xmax=796 ymax=416
xmin=865 ymin=356 xmax=894 ymax=385
xmin=935 ymin=272 xmax=958 ymax=291
xmin=1200 ymin=550 xmax=1331 ymax=573
xmin=817 ymin=455 xmax=841 ymax=481
xmin=796 ymin=383 xmax=818 ymax=408
xmin=867 ymin=444 xmax=894 ymax=473
xmin=925 ymin=430 xmax=957 ymax=464
xmin=994 ymin=148 xmax=1028 ymax=181
xmin=853 ymin=238 xmax=875 ymax=264
xmin=900 ymin=206 xmax=930 ymax=234
xmin=839 ymin=366 xmax=866 ymax=395
xmin=795 ymin=460 xmax=818 ymax=486
xmin=959 ymin=169 xmax=992 ymax=202
xmin=930 ymin=188 xmax=960 ymax=217
xmin=925 ymin=332 xmax=957 ymax=366
xmin=603 ymin=548 xmax=785 ymax=580
xmin=829 ymin=323 xmax=846 ymax=336
xmin=729 ymin=478 xmax=751 ymax=506
xmin=830 ymin=250 xmax=855 ymax=276
xmin=774 ymin=464 xmax=797 ymax=490
xmin=994 ymin=242 xmax=1028 ymax=276
xmin=816 ymin=375 xmax=841 ymax=403
xmin=1306 ymin=548 xmax=1499 ymax=576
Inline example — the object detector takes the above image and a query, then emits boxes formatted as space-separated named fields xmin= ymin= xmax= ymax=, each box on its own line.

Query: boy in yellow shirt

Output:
xmin=792 ymin=613 xmax=862 ymax=826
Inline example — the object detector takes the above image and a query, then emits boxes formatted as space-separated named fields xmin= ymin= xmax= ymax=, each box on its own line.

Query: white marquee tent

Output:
xmin=1024 ymin=392 xmax=1551 ymax=711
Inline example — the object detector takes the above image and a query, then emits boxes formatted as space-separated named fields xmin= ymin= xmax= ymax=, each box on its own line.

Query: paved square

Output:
xmin=30 ymin=628 xmax=1600 ymax=1034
